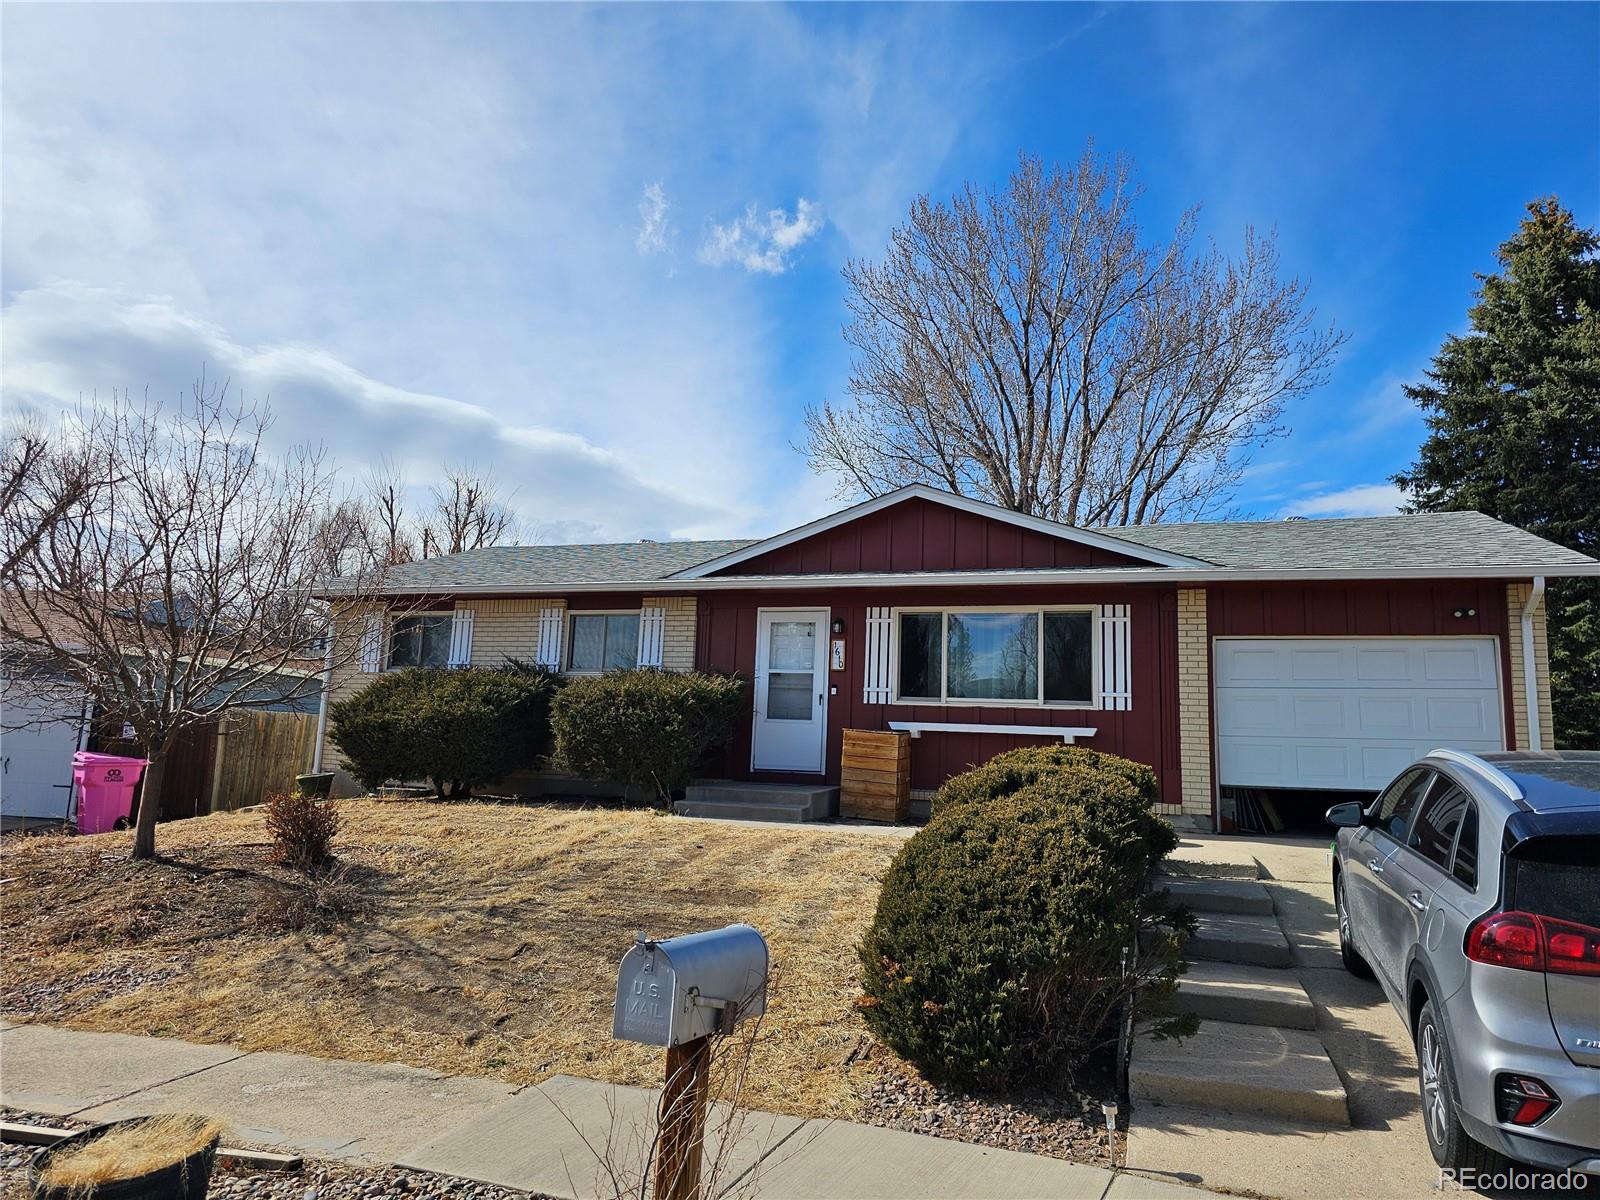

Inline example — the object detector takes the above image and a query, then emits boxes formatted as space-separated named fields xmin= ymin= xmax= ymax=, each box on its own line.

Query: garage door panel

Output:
xmin=1353 ymin=646 xmax=1411 ymax=683
xmin=1215 ymin=637 xmax=1503 ymax=791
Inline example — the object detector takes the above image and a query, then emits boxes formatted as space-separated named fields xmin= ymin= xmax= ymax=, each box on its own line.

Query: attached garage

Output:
xmin=1214 ymin=636 xmax=1505 ymax=793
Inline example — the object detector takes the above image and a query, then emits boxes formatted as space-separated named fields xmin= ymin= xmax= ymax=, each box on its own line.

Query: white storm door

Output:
xmin=752 ymin=609 xmax=828 ymax=773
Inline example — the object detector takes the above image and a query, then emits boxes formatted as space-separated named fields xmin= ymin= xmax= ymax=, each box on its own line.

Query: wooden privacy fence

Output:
xmin=209 ymin=710 xmax=319 ymax=812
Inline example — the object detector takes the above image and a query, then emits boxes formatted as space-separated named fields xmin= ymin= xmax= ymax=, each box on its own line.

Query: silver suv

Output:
xmin=1327 ymin=749 xmax=1599 ymax=1176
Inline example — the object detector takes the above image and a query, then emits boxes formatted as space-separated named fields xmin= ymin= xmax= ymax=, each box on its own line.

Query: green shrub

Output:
xmin=328 ymin=662 xmax=559 ymax=798
xmin=930 ymin=744 xmax=1160 ymax=816
xmin=858 ymin=768 xmax=1191 ymax=1090
xmin=551 ymin=670 xmax=745 ymax=805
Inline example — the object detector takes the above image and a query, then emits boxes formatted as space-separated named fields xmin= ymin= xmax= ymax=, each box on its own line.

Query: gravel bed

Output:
xmin=0 ymin=1111 xmax=544 ymax=1200
xmin=0 ymin=962 xmax=182 ymax=1020
xmin=852 ymin=1061 xmax=1122 ymax=1165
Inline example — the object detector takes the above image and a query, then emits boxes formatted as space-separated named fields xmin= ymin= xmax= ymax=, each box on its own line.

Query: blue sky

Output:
xmin=3 ymin=2 xmax=1596 ymax=541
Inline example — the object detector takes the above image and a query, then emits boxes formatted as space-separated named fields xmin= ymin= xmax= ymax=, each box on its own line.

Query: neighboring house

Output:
xmin=318 ymin=485 xmax=1599 ymax=829
xmin=1 ymin=598 xmax=320 ymax=826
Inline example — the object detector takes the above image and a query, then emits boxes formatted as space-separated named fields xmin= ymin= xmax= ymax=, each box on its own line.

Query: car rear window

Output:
xmin=1510 ymin=837 xmax=1600 ymax=926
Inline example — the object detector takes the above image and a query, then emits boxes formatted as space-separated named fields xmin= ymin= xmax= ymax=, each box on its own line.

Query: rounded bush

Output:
xmin=930 ymin=744 xmax=1159 ymax=816
xmin=550 ymin=670 xmax=745 ymax=805
xmin=328 ymin=662 xmax=559 ymax=798
xmin=859 ymin=768 xmax=1188 ymax=1090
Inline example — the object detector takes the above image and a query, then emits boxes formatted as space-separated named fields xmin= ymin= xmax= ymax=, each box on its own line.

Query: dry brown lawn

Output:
xmin=0 ymin=801 xmax=904 ymax=1118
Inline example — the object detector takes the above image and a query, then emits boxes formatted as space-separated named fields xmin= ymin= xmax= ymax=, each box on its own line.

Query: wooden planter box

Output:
xmin=840 ymin=728 xmax=911 ymax=822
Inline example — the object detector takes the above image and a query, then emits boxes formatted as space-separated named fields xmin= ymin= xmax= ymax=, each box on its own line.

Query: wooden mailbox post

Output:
xmin=613 ymin=925 xmax=769 ymax=1200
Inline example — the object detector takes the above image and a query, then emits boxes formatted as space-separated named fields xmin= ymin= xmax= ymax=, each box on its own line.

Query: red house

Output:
xmin=320 ymin=486 xmax=1598 ymax=830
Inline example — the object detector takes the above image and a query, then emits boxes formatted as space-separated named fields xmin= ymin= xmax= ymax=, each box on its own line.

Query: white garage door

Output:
xmin=1 ymin=692 xmax=83 ymax=820
xmin=1215 ymin=637 xmax=1504 ymax=792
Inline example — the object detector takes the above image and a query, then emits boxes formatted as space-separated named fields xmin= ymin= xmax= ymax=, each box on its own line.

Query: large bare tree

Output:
xmin=352 ymin=460 xmax=521 ymax=567
xmin=804 ymin=148 xmax=1345 ymax=525
xmin=1 ymin=379 xmax=383 ymax=860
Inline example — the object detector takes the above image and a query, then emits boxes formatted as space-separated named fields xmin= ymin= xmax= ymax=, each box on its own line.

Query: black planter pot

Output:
xmin=295 ymin=772 xmax=336 ymax=799
xmin=29 ymin=1118 xmax=220 ymax=1200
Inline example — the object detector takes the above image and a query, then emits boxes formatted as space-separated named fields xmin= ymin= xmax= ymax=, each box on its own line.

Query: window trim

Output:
xmin=385 ymin=610 xmax=456 ymax=672
xmin=565 ymin=609 xmax=642 ymax=675
xmin=889 ymin=604 xmax=1100 ymax=709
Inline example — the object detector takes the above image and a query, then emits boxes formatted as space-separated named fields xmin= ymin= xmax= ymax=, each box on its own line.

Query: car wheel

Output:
xmin=1335 ymin=873 xmax=1373 ymax=978
xmin=1416 ymin=1001 xmax=1505 ymax=1173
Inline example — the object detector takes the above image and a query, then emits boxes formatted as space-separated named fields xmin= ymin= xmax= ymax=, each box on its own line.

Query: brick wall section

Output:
xmin=1505 ymin=582 xmax=1554 ymax=750
xmin=643 ymin=595 xmax=697 ymax=672
xmin=319 ymin=604 xmax=377 ymax=796
xmin=1176 ymin=587 xmax=1214 ymax=822
xmin=468 ymin=597 xmax=564 ymax=667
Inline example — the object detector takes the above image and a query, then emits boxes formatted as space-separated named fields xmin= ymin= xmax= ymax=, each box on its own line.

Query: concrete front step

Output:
xmin=675 ymin=782 xmax=839 ymax=823
xmin=1171 ymin=961 xmax=1316 ymax=1030
xmin=1131 ymin=1020 xmax=1350 ymax=1127
xmin=1154 ymin=876 xmax=1274 ymax=916
xmin=1187 ymin=912 xmax=1294 ymax=968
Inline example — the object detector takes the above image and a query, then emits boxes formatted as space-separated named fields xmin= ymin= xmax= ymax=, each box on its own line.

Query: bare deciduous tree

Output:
xmin=347 ymin=460 xmax=521 ymax=569
xmin=804 ymin=147 xmax=1345 ymax=525
xmin=1 ymin=417 xmax=104 ymax=581
xmin=421 ymin=465 xmax=519 ymax=557
xmin=1 ymin=378 xmax=385 ymax=860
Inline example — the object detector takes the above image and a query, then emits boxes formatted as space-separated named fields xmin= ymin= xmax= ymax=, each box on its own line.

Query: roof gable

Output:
xmin=673 ymin=485 xmax=1210 ymax=578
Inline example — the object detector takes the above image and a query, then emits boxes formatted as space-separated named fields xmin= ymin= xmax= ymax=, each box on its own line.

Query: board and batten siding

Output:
xmin=709 ymin=495 xmax=1157 ymax=576
xmin=695 ymin=585 xmax=1184 ymax=808
xmin=1205 ymin=579 xmax=1519 ymax=751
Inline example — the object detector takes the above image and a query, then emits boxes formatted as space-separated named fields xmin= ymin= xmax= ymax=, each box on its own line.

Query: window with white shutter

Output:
xmin=447 ymin=608 xmax=475 ymax=668
xmin=637 ymin=606 xmax=665 ymax=668
xmin=536 ymin=606 xmax=564 ymax=669
xmin=863 ymin=606 xmax=893 ymax=703
xmin=359 ymin=612 xmax=384 ymax=673
xmin=1097 ymin=604 xmax=1132 ymax=710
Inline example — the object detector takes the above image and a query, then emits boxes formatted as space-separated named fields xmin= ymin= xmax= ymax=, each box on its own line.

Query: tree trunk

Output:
xmin=132 ymin=753 xmax=166 ymax=860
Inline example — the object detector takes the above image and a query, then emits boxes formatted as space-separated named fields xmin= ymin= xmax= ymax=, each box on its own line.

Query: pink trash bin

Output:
xmin=72 ymin=751 xmax=149 ymax=834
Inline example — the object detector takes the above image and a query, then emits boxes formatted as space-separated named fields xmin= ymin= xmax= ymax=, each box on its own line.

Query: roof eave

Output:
xmin=322 ymin=558 xmax=1600 ymax=599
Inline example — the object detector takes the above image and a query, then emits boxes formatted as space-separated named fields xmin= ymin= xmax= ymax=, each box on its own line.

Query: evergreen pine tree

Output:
xmin=1395 ymin=199 xmax=1600 ymax=746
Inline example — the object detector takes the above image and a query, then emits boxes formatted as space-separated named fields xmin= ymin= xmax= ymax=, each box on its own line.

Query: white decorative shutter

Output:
xmin=1097 ymin=604 xmax=1132 ymax=710
xmin=448 ymin=608 xmax=475 ymax=667
xmin=637 ymin=606 xmax=665 ymax=668
xmin=536 ymin=606 xmax=564 ymax=669
xmin=359 ymin=612 xmax=384 ymax=673
xmin=863 ymin=606 xmax=893 ymax=703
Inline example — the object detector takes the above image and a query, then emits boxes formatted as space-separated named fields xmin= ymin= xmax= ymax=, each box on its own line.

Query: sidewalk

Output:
xmin=0 ymin=1022 xmax=1219 ymax=1200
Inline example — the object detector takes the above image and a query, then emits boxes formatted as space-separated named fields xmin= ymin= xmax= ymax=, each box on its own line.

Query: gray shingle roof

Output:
xmin=342 ymin=509 xmax=1592 ymax=594
xmin=371 ymin=539 xmax=756 ymax=591
xmin=1099 ymin=510 xmax=1596 ymax=571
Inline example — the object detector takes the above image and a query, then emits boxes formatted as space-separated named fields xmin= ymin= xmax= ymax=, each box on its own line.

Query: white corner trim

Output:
xmin=667 ymin=484 xmax=1211 ymax=578
xmin=1520 ymin=575 xmax=1546 ymax=751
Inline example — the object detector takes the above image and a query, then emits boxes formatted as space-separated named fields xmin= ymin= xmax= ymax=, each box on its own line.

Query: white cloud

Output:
xmin=699 ymin=199 xmax=823 ymax=274
xmin=1282 ymin=483 xmax=1406 ymax=518
xmin=1 ymin=284 xmax=731 ymax=543
xmin=636 ymin=182 xmax=672 ymax=255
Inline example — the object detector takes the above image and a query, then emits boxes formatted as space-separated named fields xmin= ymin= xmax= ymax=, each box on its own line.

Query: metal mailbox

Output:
xmin=612 ymin=924 xmax=769 ymax=1047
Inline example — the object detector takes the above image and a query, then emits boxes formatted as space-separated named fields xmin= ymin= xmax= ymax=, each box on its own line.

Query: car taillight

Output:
xmin=1466 ymin=911 xmax=1600 ymax=976
xmin=1496 ymin=1074 xmax=1561 ymax=1125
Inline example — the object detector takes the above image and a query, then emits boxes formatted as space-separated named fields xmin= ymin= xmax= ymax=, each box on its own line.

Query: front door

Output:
xmin=751 ymin=609 xmax=828 ymax=773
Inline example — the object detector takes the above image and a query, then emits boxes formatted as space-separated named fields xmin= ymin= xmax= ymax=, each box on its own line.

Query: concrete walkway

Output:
xmin=1126 ymin=834 xmax=1449 ymax=1200
xmin=0 ymin=1022 xmax=1222 ymax=1200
